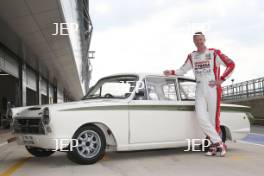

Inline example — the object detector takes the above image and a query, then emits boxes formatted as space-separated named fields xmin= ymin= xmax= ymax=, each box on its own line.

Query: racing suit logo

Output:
xmin=194 ymin=60 xmax=211 ymax=75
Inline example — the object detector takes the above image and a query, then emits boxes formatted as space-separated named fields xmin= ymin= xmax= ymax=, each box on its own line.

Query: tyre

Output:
xmin=220 ymin=126 xmax=226 ymax=143
xmin=25 ymin=146 xmax=55 ymax=157
xmin=67 ymin=125 xmax=106 ymax=165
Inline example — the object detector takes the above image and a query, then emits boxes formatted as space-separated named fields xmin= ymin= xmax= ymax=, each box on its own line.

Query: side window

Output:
xmin=147 ymin=84 xmax=159 ymax=100
xmin=101 ymin=82 xmax=131 ymax=97
xmin=162 ymin=83 xmax=177 ymax=100
xmin=178 ymin=78 xmax=196 ymax=101
xmin=146 ymin=76 xmax=178 ymax=101
xmin=133 ymin=79 xmax=147 ymax=100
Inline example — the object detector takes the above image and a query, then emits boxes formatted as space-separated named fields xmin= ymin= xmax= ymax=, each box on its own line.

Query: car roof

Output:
xmin=101 ymin=72 xmax=195 ymax=81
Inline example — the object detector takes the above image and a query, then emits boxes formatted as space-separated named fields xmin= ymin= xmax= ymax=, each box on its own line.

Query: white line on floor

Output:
xmin=249 ymin=133 xmax=264 ymax=136
xmin=0 ymin=141 xmax=8 ymax=148
xmin=237 ymin=140 xmax=264 ymax=147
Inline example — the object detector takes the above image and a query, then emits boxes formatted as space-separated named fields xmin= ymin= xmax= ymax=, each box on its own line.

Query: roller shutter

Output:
xmin=26 ymin=68 xmax=37 ymax=91
xmin=0 ymin=48 xmax=19 ymax=78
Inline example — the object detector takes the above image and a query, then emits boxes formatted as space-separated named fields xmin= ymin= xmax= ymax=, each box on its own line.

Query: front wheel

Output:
xmin=67 ymin=125 xmax=106 ymax=165
xmin=25 ymin=146 xmax=55 ymax=157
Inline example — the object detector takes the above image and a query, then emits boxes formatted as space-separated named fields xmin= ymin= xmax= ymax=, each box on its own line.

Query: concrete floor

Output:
xmin=0 ymin=140 xmax=263 ymax=176
xmin=1 ymin=125 xmax=263 ymax=176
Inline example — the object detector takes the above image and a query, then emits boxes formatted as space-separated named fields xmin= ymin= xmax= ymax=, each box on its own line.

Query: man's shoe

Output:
xmin=205 ymin=143 xmax=217 ymax=156
xmin=216 ymin=142 xmax=227 ymax=157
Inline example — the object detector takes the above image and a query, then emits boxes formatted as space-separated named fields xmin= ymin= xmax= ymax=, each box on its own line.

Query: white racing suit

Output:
xmin=170 ymin=48 xmax=235 ymax=143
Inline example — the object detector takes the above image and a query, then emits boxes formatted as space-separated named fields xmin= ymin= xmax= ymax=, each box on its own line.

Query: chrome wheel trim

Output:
xmin=76 ymin=130 xmax=101 ymax=159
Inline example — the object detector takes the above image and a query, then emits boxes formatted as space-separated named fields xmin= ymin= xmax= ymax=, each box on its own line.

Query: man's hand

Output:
xmin=208 ymin=80 xmax=224 ymax=87
xmin=163 ymin=70 xmax=174 ymax=76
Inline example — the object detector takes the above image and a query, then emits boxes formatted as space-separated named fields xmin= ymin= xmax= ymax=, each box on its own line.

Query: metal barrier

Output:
xmin=222 ymin=77 xmax=264 ymax=101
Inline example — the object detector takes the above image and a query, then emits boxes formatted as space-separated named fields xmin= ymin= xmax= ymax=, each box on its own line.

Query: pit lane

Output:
xmin=0 ymin=136 xmax=263 ymax=176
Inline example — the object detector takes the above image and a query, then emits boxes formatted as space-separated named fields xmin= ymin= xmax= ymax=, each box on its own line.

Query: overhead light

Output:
xmin=0 ymin=73 xmax=9 ymax=76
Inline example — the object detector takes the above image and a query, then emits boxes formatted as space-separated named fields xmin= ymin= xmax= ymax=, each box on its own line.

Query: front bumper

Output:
xmin=15 ymin=134 xmax=73 ymax=150
xmin=12 ymin=115 xmax=74 ymax=150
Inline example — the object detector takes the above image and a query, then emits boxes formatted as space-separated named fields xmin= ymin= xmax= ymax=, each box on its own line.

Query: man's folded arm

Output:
xmin=215 ymin=49 xmax=235 ymax=81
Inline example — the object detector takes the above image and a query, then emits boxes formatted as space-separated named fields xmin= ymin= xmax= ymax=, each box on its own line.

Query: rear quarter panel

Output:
xmin=220 ymin=111 xmax=250 ymax=141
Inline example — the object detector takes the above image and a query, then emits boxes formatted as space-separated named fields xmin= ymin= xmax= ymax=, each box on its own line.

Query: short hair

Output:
xmin=193 ymin=31 xmax=205 ymax=37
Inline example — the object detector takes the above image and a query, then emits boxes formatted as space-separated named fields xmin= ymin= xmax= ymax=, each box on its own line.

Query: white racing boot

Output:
xmin=216 ymin=142 xmax=227 ymax=157
xmin=205 ymin=143 xmax=217 ymax=156
xmin=206 ymin=142 xmax=227 ymax=157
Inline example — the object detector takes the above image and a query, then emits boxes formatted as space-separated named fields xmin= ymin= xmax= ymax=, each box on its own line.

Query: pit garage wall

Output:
xmin=0 ymin=18 xmax=71 ymax=107
xmin=57 ymin=85 xmax=64 ymax=103
xmin=0 ymin=47 xmax=20 ymax=107
xmin=0 ymin=48 xmax=19 ymax=79
xmin=223 ymin=98 xmax=264 ymax=125
xmin=59 ymin=0 xmax=92 ymax=94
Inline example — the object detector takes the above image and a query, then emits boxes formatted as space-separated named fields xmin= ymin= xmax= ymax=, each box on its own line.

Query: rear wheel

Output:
xmin=220 ymin=126 xmax=226 ymax=143
xmin=67 ymin=125 xmax=106 ymax=165
xmin=25 ymin=146 xmax=55 ymax=157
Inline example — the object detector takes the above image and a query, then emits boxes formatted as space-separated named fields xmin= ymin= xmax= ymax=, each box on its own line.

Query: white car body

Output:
xmin=12 ymin=73 xmax=251 ymax=152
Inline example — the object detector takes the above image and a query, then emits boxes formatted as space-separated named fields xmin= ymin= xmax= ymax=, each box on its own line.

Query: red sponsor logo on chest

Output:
xmin=194 ymin=61 xmax=210 ymax=69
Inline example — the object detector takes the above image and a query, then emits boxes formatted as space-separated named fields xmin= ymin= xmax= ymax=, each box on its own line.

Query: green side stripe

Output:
xmin=60 ymin=104 xmax=251 ymax=113
xmin=222 ymin=106 xmax=251 ymax=112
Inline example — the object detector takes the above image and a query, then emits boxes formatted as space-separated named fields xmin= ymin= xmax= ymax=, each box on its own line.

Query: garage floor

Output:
xmin=0 ymin=135 xmax=263 ymax=176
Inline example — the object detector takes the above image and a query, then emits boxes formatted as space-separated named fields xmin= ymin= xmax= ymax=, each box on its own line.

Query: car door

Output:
xmin=128 ymin=76 xmax=199 ymax=144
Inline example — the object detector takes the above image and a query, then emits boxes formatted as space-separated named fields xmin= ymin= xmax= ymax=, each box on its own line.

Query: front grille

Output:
xmin=13 ymin=118 xmax=45 ymax=134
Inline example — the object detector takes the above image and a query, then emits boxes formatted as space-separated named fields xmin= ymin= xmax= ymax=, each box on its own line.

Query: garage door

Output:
xmin=41 ymin=78 xmax=48 ymax=96
xmin=26 ymin=68 xmax=37 ymax=91
xmin=49 ymin=85 xmax=54 ymax=104
xmin=57 ymin=88 xmax=64 ymax=103
xmin=0 ymin=48 xmax=19 ymax=78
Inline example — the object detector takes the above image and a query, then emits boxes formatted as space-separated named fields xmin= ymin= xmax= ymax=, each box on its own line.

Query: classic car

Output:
xmin=11 ymin=73 xmax=252 ymax=164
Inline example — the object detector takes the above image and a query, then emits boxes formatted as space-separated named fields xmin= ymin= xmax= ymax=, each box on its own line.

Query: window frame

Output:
xmin=82 ymin=74 xmax=139 ymax=100
xmin=177 ymin=78 xmax=196 ymax=101
xmin=144 ymin=76 xmax=180 ymax=101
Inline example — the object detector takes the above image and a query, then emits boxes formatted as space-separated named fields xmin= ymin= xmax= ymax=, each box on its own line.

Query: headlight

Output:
xmin=42 ymin=107 xmax=50 ymax=125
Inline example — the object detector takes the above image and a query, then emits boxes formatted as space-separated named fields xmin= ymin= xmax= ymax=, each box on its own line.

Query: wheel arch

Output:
xmin=75 ymin=122 xmax=117 ymax=149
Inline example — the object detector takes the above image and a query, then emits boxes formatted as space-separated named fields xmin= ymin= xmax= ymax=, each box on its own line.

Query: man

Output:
xmin=163 ymin=32 xmax=235 ymax=156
